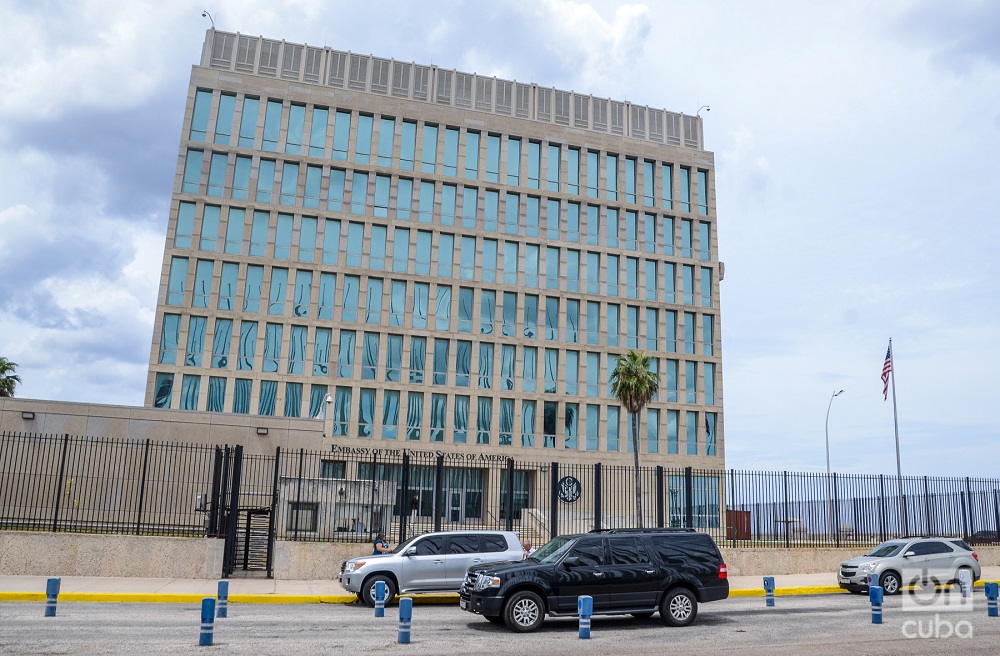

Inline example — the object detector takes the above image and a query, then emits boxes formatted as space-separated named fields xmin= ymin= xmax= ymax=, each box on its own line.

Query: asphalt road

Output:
xmin=1 ymin=594 xmax=998 ymax=655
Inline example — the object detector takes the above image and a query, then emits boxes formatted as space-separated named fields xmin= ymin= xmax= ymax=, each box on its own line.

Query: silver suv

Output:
xmin=340 ymin=530 xmax=523 ymax=606
xmin=839 ymin=536 xmax=981 ymax=595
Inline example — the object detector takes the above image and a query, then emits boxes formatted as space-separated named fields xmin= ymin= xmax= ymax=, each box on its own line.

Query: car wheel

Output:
xmin=360 ymin=575 xmax=396 ymax=608
xmin=503 ymin=590 xmax=545 ymax=632
xmin=660 ymin=588 xmax=698 ymax=627
xmin=630 ymin=611 xmax=655 ymax=619
xmin=879 ymin=571 xmax=901 ymax=595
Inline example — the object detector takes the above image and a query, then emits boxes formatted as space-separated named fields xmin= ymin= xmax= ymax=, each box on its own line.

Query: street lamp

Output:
xmin=825 ymin=390 xmax=844 ymax=541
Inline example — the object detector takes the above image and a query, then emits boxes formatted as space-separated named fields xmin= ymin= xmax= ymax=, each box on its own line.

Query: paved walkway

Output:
xmin=2 ymin=566 xmax=997 ymax=604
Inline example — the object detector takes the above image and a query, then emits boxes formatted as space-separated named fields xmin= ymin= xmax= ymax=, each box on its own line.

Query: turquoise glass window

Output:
xmin=238 ymin=97 xmax=259 ymax=148
xmin=224 ymin=157 xmax=248 ymax=203
xmin=262 ymin=100 xmax=282 ymax=152
xmin=309 ymin=107 xmax=328 ymax=157
xmin=189 ymin=90 xmax=212 ymax=141
xmin=214 ymin=93 xmax=235 ymax=145
xmin=286 ymin=104 xmax=304 ymax=154
xmin=182 ymin=150 xmax=203 ymax=194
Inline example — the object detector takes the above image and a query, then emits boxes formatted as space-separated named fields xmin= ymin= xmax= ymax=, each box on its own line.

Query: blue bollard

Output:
xmin=199 ymin=597 xmax=217 ymax=646
xmin=44 ymin=577 xmax=61 ymax=617
xmin=578 ymin=595 xmax=593 ymax=639
xmin=374 ymin=580 xmax=386 ymax=618
xmin=986 ymin=582 xmax=999 ymax=618
xmin=869 ymin=585 xmax=884 ymax=624
xmin=763 ymin=576 xmax=775 ymax=607
xmin=217 ymin=580 xmax=229 ymax=618
xmin=398 ymin=597 xmax=412 ymax=644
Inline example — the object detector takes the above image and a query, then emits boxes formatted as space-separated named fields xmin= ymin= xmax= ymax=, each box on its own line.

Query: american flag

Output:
xmin=881 ymin=343 xmax=893 ymax=400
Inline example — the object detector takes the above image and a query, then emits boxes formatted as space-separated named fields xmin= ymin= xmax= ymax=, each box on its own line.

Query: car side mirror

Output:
xmin=405 ymin=547 xmax=418 ymax=557
xmin=904 ymin=551 xmax=915 ymax=558
xmin=563 ymin=556 xmax=580 ymax=568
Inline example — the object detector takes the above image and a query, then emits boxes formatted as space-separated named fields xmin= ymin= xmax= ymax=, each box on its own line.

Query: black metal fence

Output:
xmin=3 ymin=431 xmax=999 ymax=550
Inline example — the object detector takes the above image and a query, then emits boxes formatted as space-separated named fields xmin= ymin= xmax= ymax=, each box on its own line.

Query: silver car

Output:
xmin=340 ymin=530 xmax=523 ymax=606
xmin=838 ymin=536 xmax=981 ymax=595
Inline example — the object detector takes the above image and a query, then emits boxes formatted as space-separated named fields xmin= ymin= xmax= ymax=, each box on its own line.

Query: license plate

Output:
xmin=459 ymin=599 xmax=468 ymax=610
xmin=840 ymin=578 xmax=850 ymax=584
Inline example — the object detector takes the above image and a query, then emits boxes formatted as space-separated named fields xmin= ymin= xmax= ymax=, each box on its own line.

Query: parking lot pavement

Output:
xmin=1 ymin=594 xmax=999 ymax=655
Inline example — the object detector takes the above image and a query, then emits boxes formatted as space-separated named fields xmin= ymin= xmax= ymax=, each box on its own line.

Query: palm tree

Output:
xmin=610 ymin=350 xmax=659 ymax=529
xmin=0 ymin=357 xmax=21 ymax=398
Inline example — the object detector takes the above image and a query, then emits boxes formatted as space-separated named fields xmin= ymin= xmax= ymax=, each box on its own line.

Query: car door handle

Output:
xmin=645 ymin=570 xmax=656 ymax=574
xmin=472 ymin=558 xmax=484 ymax=563
xmin=433 ymin=559 xmax=443 ymax=564
xmin=594 ymin=572 xmax=605 ymax=577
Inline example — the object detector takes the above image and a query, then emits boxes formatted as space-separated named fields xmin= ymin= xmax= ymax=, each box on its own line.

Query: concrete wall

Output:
xmin=0 ymin=532 xmax=224 ymax=578
xmin=2 ymin=532 xmax=996 ymax=580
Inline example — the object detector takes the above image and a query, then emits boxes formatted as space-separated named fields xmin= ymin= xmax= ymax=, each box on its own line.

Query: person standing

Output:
xmin=373 ymin=532 xmax=391 ymax=555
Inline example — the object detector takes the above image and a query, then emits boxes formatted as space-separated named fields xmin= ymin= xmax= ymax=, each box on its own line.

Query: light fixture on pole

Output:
xmin=696 ymin=105 xmax=710 ymax=117
xmin=201 ymin=10 xmax=215 ymax=28
xmin=825 ymin=389 xmax=844 ymax=540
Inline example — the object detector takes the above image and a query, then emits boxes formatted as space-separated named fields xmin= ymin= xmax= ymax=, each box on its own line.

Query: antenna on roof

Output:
xmin=201 ymin=10 xmax=216 ymax=28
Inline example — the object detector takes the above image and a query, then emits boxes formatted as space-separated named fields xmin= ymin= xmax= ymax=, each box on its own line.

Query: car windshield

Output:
xmin=525 ymin=536 xmax=575 ymax=564
xmin=389 ymin=534 xmax=424 ymax=555
xmin=865 ymin=543 xmax=904 ymax=558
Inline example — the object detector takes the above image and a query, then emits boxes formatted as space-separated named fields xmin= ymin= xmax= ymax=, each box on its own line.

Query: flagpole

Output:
xmin=889 ymin=338 xmax=905 ymax=534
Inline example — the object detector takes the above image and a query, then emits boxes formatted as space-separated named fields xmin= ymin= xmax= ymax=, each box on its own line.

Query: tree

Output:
xmin=0 ymin=357 xmax=21 ymax=398
xmin=610 ymin=350 xmax=659 ymax=528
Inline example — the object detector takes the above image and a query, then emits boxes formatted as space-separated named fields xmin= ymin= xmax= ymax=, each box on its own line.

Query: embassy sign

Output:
xmin=557 ymin=476 xmax=582 ymax=503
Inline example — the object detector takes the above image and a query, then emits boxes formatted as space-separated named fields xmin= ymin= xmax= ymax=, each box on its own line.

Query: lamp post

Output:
xmin=825 ymin=390 xmax=844 ymax=541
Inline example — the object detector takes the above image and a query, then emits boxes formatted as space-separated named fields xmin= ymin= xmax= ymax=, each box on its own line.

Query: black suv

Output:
xmin=459 ymin=528 xmax=728 ymax=632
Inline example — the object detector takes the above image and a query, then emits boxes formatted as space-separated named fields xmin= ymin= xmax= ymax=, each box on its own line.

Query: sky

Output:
xmin=1 ymin=0 xmax=998 ymax=477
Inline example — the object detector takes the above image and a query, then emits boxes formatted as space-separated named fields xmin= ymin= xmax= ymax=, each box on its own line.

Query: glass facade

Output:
xmin=150 ymin=34 xmax=722 ymax=469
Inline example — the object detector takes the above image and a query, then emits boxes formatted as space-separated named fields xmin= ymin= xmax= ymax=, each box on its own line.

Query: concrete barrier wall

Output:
xmin=0 ymin=532 xmax=224 ymax=578
xmin=2 ymin=533 xmax=996 ymax=580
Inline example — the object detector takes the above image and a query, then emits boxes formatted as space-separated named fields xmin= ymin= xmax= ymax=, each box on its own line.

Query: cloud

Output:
xmin=891 ymin=0 xmax=1000 ymax=73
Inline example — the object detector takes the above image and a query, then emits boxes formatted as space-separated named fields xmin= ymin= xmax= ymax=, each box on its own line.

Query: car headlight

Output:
xmin=858 ymin=562 xmax=876 ymax=573
xmin=345 ymin=561 xmax=366 ymax=572
xmin=474 ymin=573 xmax=501 ymax=590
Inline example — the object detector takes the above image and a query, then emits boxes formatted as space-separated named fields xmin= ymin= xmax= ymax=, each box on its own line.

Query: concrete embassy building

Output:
xmin=139 ymin=29 xmax=724 ymax=504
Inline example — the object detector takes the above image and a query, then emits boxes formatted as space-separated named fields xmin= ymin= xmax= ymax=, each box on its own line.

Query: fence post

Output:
xmin=222 ymin=445 xmax=243 ymax=579
xmin=134 ymin=438 xmax=152 ymax=535
xmin=50 ymin=434 xmax=71 ymax=532
xmin=593 ymin=463 xmax=602 ymax=532
xmin=878 ymin=475 xmax=886 ymax=541
xmin=833 ymin=473 xmax=840 ymax=548
xmin=966 ymin=477 xmax=975 ymax=537
xmin=684 ymin=467 xmax=694 ymax=529
xmin=550 ymin=462 xmax=559 ymax=540
xmin=656 ymin=466 xmax=665 ymax=528
xmin=960 ymin=491 xmax=969 ymax=539
xmin=782 ymin=471 xmax=790 ymax=548
xmin=293 ymin=449 xmax=305 ymax=542
xmin=923 ymin=476 xmax=932 ymax=535
xmin=435 ymin=454 xmax=445 ymax=533
xmin=503 ymin=457 xmax=514 ymax=532
xmin=399 ymin=451 xmax=411 ymax=543
xmin=266 ymin=446 xmax=281 ymax=578
xmin=209 ymin=447 xmax=225 ymax=537
xmin=994 ymin=489 xmax=1000 ymax=537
